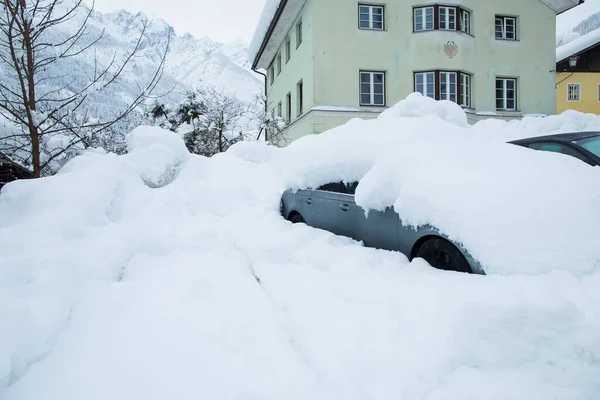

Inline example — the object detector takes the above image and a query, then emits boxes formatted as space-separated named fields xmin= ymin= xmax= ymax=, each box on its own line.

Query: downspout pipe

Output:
xmin=253 ymin=69 xmax=268 ymax=141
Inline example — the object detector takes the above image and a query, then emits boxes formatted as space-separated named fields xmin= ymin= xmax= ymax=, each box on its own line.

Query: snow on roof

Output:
xmin=556 ymin=27 xmax=600 ymax=62
xmin=248 ymin=0 xmax=283 ymax=66
xmin=248 ymin=0 xmax=306 ymax=70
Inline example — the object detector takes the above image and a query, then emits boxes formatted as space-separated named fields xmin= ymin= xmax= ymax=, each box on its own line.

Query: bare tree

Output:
xmin=0 ymin=0 xmax=168 ymax=177
xmin=178 ymin=86 xmax=246 ymax=157
xmin=205 ymin=86 xmax=245 ymax=153
xmin=248 ymin=94 xmax=289 ymax=147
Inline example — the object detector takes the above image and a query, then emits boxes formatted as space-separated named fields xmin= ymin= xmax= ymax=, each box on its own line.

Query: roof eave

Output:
xmin=556 ymin=0 xmax=585 ymax=15
xmin=557 ymin=41 xmax=600 ymax=63
xmin=251 ymin=0 xmax=289 ymax=71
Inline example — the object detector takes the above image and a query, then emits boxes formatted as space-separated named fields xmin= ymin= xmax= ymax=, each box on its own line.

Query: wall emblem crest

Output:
xmin=444 ymin=41 xmax=458 ymax=59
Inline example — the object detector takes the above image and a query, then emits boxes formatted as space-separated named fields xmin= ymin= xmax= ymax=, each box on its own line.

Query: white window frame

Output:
xmin=285 ymin=37 xmax=291 ymax=63
xmin=276 ymin=53 xmax=282 ymax=75
xmin=360 ymin=71 xmax=386 ymax=106
xmin=567 ymin=83 xmax=581 ymax=102
xmin=439 ymin=71 xmax=458 ymax=102
xmin=495 ymin=16 xmax=517 ymax=40
xmin=415 ymin=72 xmax=436 ymax=98
xmin=415 ymin=71 xmax=472 ymax=106
xmin=460 ymin=73 xmax=471 ymax=107
xmin=359 ymin=4 xmax=384 ymax=30
xmin=297 ymin=80 xmax=303 ymax=116
xmin=296 ymin=20 xmax=303 ymax=48
xmin=439 ymin=6 xmax=456 ymax=30
xmin=269 ymin=65 xmax=274 ymax=85
xmin=460 ymin=9 xmax=470 ymax=34
xmin=414 ymin=6 xmax=434 ymax=31
xmin=496 ymin=78 xmax=518 ymax=111
xmin=286 ymin=92 xmax=292 ymax=122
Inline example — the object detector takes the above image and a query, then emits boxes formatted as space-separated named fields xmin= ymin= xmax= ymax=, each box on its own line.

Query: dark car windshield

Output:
xmin=574 ymin=136 xmax=600 ymax=158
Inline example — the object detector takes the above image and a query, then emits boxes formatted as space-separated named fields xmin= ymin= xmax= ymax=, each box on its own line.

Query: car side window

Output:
xmin=528 ymin=142 xmax=591 ymax=163
xmin=345 ymin=181 xmax=359 ymax=195
xmin=317 ymin=181 xmax=348 ymax=193
xmin=536 ymin=143 xmax=561 ymax=152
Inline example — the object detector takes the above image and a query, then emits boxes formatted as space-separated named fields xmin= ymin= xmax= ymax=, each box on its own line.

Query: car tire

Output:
xmin=289 ymin=213 xmax=305 ymax=224
xmin=415 ymin=237 xmax=472 ymax=274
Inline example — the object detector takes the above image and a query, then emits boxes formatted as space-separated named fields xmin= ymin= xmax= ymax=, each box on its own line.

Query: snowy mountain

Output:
xmin=557 ymin=11 xmax=600 ymax=46
xmin=93 ymin=9 xmax=263 ymax=104
xmin=557 ymin=0 xmax=600 ymax=45
xmin=92 ymin=9 xmax=263 ymax=104
xmin=570 ymin=11 xmax=600 ymax=36
xmin=0 ymin=4 xmax=263 ymax=171
xmin=0 ymin=6 xmax=262 ymax=124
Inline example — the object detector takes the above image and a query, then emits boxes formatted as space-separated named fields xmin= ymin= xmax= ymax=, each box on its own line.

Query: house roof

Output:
xmin=556 ymin=27 xmax=600 ymax=62
xmin=249 ymin=0 xmax=307 ymax=71
xmin=249 ymin=0 xmax=585 ymax=70
xmin=541 ymin=0 xmax=585 ymax=15
xmin=248 ymin=0 xmax=285 ymax=68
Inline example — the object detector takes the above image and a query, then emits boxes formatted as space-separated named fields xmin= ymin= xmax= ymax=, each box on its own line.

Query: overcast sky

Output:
xmin=93 ymin=0 xmax=268 ymax=43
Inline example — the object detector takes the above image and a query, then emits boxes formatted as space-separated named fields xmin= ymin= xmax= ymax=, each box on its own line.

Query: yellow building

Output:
xmin=556 ymin=30 xmax=600 ymax=115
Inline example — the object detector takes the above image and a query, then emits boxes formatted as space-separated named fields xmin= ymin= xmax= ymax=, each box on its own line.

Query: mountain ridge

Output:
xmin=557 ymin=11 xmax=600 ymax=46
xmin=93 ymin=8 xmax=263 ymax=103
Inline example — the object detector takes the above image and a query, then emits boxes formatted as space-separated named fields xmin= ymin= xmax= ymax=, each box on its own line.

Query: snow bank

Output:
xmin=125 ymin=126 xmax=190 ymax=188
xmin=1 ymin=101 xmax=600 ymax=399
xmin=226 ymin=140 xmax=280 ymax=164
xmin=474 ymin=109 xmax=600 ymax=142
xmin=378 ymin=92 xmax=468 ymax=127
xmin=278 ymin=111 xmax=600 ymax=276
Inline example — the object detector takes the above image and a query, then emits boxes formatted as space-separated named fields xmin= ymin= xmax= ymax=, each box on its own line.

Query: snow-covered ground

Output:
xmin=1 ymin=95 xmax=600 ymax=399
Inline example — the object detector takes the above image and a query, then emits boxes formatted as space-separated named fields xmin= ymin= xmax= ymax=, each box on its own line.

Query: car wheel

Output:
xmin=289 ymin=213 xmax=305 ymax=224
xmin=415 ymin=237 xmax=472 ymax=274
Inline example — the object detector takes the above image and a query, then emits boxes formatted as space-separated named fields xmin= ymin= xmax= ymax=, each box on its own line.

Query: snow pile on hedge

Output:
xmin=475 ymin=109 xmax=600 ymax=141
xmin=1 ymin=95 xmax=600 ymax=399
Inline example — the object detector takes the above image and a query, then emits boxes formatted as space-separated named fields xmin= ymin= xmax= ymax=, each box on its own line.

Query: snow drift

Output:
xmin=272 ymin=95 xmax=600 ymax=276
xmin=1 ymin=94 xmax=600 ymax=399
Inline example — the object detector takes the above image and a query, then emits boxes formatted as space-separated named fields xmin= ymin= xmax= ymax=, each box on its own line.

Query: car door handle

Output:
xmin=340 ymin=204 xmax=350 ymax=212
xmin=305 ymin=197 xmax=313 ymax=205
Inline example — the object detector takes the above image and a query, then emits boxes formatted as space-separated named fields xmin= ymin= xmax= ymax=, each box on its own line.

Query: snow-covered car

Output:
xmin=275 ymin=96 xmax=600 ymax=277
xmin=280 ymin=181 xmax=481 ymax=274
xmin=509 ymin=131 xmax=600 ymax=166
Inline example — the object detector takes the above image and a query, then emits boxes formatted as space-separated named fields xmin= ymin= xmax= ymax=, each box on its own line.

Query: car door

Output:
xmin=335 ymin=183 xmax=364 ymax=242
xmin=337 ymin=181 xmax=400 ymax=252
xmin=359 ymin=206 xmax=400 ymax=251
xmin=299 ymin=182 xmax=347 ymax=236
